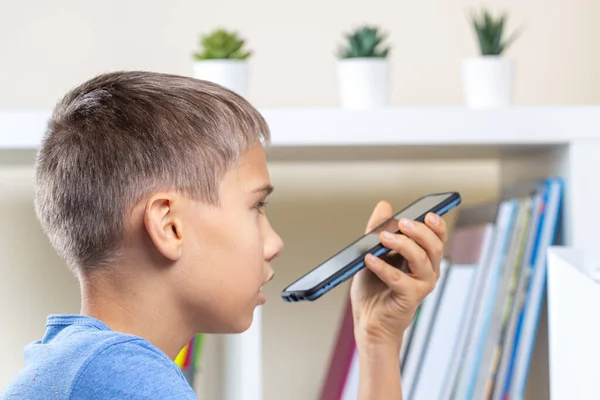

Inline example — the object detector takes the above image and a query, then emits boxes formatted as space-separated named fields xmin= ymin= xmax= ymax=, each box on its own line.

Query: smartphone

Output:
xmin=281 ymin=192 xmax=462 ymax=302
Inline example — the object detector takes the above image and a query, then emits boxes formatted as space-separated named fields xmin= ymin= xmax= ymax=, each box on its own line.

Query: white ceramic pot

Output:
xmin=461 ymin=56 xmax=515 ymax=109
xmin=192 ymin=59 xmax=249 ymax=98
xmin=338 ymin=58 xmax=389 ymax=109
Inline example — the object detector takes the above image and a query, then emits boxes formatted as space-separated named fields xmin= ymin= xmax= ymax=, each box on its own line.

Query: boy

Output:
xmin=1 ymin=71 xmax=446 ymax=399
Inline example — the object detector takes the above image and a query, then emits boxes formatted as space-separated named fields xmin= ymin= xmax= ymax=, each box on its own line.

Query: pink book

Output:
xmin=319 ymin=294 xmax=356 ymax=400
xmin=446 ymin=224 xmax=492 ymax=265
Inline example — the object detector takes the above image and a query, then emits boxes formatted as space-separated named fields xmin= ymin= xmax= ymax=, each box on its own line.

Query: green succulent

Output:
xmin=193 ymin=28 xmax=252 ymax=60
xmin=338 ymin=26 xmax=390 ymax=59
xmin=469 ymin=9 xmax=521 ymax=56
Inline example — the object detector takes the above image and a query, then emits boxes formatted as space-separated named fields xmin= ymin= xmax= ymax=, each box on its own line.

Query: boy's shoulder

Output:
xmin=1 ymin=315 xmax=196 ymax=400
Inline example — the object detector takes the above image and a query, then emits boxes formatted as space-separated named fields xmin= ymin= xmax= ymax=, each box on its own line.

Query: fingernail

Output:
xmin=401 ymin=218 xmax=414 ymax=229
xmin=366 ymin=254 xmax=377 ymax=264
xmin=427 ymin=213 xmax=440 ymax=226
xmin=382 ymin=231 xmax=394 ymax=240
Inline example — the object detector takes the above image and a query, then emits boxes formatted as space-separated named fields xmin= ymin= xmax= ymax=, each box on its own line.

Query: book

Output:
xmin=175 ymin=334 xmax=206 ymax=387
xmin=319 ymin=295 xmax=355 ymax=400
xmin=401 ymin=260 xmax=450 ymax=399
xmin=491 ymin=193 xmax=543 ymax=400
xmin=410 ymin=263 xmax=476 ymax=399
xmin=506 ymin=178 xmax=563 ymax=399
xmin=454 ymin=199 xmax=520 ymax=399
xmin=441 ymin=204 xmax=498 ymax=400
xmin=474 ymin=197 xmax=533 ymax=398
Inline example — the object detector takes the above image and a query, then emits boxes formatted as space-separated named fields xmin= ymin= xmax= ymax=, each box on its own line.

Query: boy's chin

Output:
xmin=227 ymin=310 xmax=256 ymax=334
xmin=199 ymin=306 xmax=257 ymax=334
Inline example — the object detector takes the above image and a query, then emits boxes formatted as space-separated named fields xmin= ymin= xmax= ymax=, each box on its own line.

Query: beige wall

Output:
xmin=0 ymin=0 xmax=597 ymax=398
xmin=0 ymin=164 xmax=81 ymax=387
xmin=0 ymin=0 xmax=599 ymax=109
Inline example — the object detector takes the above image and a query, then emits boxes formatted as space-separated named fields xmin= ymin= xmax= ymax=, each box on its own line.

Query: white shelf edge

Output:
xmin=262 ymin=106 xmax=600 ymax=146
xmin=0 ymin=110 xmax=52 ymax=149
xmin=2 ymin=107 xmax=600 ymax=150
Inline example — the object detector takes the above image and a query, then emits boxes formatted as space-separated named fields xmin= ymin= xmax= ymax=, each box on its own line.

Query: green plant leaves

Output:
xmin=338 ymin=25 xmax=390 ymax=59
xmin=193 ymin=28 xmax=252 ymax=60
xmin=192 ymin=16 xmax=518 ymax=62
xmin=468 ymin=9 xmax=521 ymax=56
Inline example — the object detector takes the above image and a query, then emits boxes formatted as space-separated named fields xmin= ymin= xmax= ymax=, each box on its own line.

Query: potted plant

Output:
xmin=462 ymin=9 xmax=522 ymax=108
xmin=192 ymin=28 xmax=252 ymax=97
xmin=337 ymin=25 xmax=391 ymax=109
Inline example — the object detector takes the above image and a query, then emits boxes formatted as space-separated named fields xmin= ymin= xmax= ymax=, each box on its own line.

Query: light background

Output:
xmin=1 ymin=1 xmax=597 ymax=398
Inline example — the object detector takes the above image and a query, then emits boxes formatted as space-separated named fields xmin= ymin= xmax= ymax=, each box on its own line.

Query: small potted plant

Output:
xmin=462 ymin=9 xmax=522 ymax=108
xmin=192 ymin=28 xmax=252 ymax=97
xmin=337 ymin=25 xmax=391 ymax=109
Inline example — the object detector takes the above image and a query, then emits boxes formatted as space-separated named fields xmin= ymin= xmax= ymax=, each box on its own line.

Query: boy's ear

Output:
xmin=143 ymin=193 xmax=183 ymax=262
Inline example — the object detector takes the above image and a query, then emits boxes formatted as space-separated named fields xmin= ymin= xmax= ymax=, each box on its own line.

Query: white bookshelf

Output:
xmin=2 ymin=106 xmax=600 ymax=399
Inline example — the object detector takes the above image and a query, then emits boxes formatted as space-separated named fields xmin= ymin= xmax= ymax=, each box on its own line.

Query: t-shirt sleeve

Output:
xmin=69 ymin=338 xmax=197 ymax=400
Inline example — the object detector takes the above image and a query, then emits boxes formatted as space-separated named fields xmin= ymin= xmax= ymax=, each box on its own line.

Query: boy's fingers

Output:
xmin=425 ymin=212 xmax=448 ymax=244
xmin=365 ymin=201 xmax=394 ymax=233
xmin=364 ymin=253 xmax=412 ymax=292
xmin=396 ymin=218 xmax=444 ymax=277
xmin=424 ymin=213 xmax=448 ymax=278
xmin=379 ymin=232 xmax=437 ymax=283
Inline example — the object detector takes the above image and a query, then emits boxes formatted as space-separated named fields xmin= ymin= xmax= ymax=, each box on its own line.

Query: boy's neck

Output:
xmin=79 ymin=268 xmax=193 ymax=361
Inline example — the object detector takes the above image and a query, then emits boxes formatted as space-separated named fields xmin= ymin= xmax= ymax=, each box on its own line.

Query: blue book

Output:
xmin=454 ymin=199 xmax=519 ymax=399
xmin=501 ymin=178 xmax=563 ymax=399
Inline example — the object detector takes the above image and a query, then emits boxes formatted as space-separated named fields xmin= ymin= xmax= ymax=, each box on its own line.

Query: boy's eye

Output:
xmin=253 ymin=201 xmax=268 ymax=213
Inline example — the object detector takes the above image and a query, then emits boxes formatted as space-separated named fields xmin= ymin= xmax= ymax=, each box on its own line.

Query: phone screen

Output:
xmin=285 ymin=193 xmax=454 ymax=292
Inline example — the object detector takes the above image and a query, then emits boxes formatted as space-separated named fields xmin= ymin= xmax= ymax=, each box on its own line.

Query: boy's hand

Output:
xmin=350 ymin=200 xmax=447 ymax=352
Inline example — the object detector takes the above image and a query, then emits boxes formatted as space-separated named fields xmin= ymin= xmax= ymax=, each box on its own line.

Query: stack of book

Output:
xmin=175 ymin=334 xmax=205 ymax=387
xmin=320 ymin=178 xmax=563 ymax=400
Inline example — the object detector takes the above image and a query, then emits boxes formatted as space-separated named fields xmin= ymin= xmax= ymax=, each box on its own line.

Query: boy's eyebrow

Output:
xmin=252 ymin=184 xmax=274 ymax=196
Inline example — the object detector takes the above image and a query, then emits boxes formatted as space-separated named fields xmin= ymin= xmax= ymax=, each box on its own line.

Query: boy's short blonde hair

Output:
xmin=34 ymin=71 xmax=270 ymax=272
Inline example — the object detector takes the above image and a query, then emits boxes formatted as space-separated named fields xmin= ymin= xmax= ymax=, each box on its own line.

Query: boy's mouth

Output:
xmin=258 ymin=273 xmax=273 ymax=304
xmin=263 ymin=272 xmax=275 ymax=286
xmin=258 ymin=289 xmax=267 ymax=304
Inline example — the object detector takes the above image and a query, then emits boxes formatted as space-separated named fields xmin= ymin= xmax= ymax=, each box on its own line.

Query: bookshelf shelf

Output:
xmin=3 ymin=106 xmax=600 ymax=149
xmin=1 ymin=107 xmax=599 ymax=400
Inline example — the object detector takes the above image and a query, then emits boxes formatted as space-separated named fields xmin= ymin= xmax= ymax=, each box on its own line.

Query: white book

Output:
xmin=440 ymin=223 xmax=496 ymax=400
xmin=400 ymin=260 xmax=450 ymax=399
xmin=410 ymin=264 xmax=477 ymax=400
xmin=400 ymin=313 xmax=417 ymax=365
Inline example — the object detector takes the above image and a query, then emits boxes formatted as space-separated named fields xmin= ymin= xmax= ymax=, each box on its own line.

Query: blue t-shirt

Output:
xmin=1 ymin=315 xmax=197 ymax=399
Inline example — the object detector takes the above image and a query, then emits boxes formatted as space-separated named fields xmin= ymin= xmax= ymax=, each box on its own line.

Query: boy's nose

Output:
xmin=265 ymin=232 xmax=284 ymax=262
